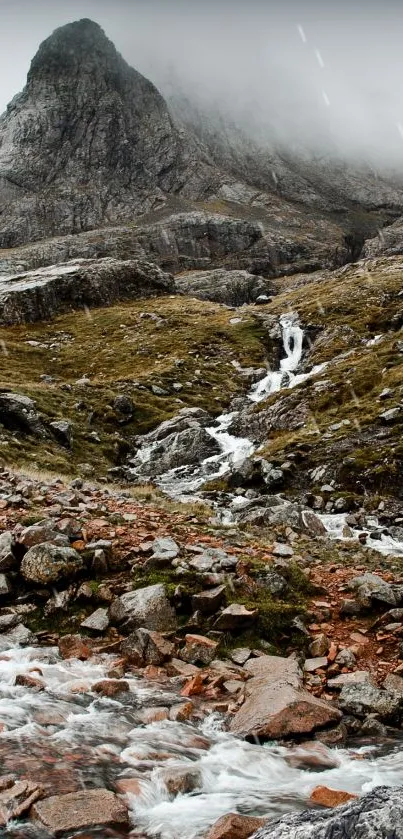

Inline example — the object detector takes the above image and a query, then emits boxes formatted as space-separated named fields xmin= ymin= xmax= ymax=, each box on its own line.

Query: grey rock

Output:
xmin=150 ymin=537 xmax=180 ymax=561
xmin=272 ymin=543 xmax=294 ymax=558
xmin=304 ymin=657 xmax=328 ymax=673
xmin=230 ymin=647 xmax=251 ymax=666
xmin=348 ymin=572 xmax=397 ymax=608
xmin=20 ymin=543 xmax=83 ymax=584
xmin=0 ymin=531 xmax=17 ymax=571
xmin=251 ymin=786 xmax=403 ymax=839
xmin=339 ymin=682 xmax=401 ymax=720
xmin=109 ymin=584 xmax=177 ymax=632
xmin=49 ymin=421 xmax=73 ymax=448
xmin=335 ymin=648 xmax=357 ymax=668
xmin=0 ymin=613 xmax=19 ymax=632
xmin=379 ymin=407 xmax=401 ymax=423
xmin=0 ymin=574 xmax=10 ymax=596
xmin=383 ymin=673 xmax=403 ymax=698
xmin=176 ymin=268 xmax=273 ymax=306
xmin=328 ymin=671 xmax=374 ymax=690
xmin=121 ymin=628 xmax=175 ymax=666
xmin=81 ymin=608 xmax=109 ymax=633
xmin=0 ymin=393 xmax=45 ymax=436
xmin=214 ymin=604 xmax=257 ymax=630
xmin=0 ymin=623 xmax=35 ymax=648
xmin=0 ymin=258 xmax=173 ymax=326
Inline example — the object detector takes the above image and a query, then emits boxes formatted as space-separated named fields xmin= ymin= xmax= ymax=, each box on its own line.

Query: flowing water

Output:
xmin=3 ymin=314 xmax=403 ymax=836
xmin=1 ymin=646 xmax=403 ymax=839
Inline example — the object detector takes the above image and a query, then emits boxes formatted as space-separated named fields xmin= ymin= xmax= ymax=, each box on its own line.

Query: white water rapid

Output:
xmin=155 ymin=314 xmax=321 ymax=499
xmin=319 ymin=512 xmax=403 ymax=557
xmin=1 ymin=645 xmax=403 ymax=839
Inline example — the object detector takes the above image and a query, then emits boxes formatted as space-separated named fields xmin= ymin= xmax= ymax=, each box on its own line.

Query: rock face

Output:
xmin=251 ymin=786 xmax=403 ymax=839
xmin=175 ymin=268 xmax=273 ymax=305
xmin=0 ymin=257 xmax=173 ymax=324
xmin=0 ymin=19 xmax=218 ymax=248
xmin=230 ymin=655 xmax=341 ymax=740
xmin=0 ymin=393 xmax=45 ymax=436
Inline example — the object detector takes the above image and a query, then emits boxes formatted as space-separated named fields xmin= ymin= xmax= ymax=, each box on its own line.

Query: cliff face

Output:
xmin=0 ymin=19 xmax=218 ymax=247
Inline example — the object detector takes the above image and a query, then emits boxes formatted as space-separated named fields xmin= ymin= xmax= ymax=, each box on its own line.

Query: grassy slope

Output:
xmin=0 ymin=296 xmax=268 ymax=476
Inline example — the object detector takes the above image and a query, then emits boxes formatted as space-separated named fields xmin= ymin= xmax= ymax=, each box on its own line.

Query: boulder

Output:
xmin=192 ymin=585 xmax=226 ymax=614
xmin=127 ymin=425 xmax=220 ymax=480
xmin=309 ymin=786 xmax=358 ymax=808
xmin=121 ymin=628 xmax=175 ymax=666
xmin=0 ymin=392 xmax=45 ymax=436
xmin=49 ymin=420 xmax=73 ymax=448
xmin=80 ymin=608 xmax=109 ymax=633
xmin=109 ymin=584 xmax=177 ymax=632
xmin=338 ymin=682 xmax=401 ymax=721
xmin=181 ymin=633 xmax=218 ymax=665
xmin=20 ymin=543 xmax=83 ymax=584
xmin=348 ymin=573 xmax=397 ymax=609
xmin=31 ymin=789 xmax=128 ymax=834
xmin=207 ymin=813 xmax=267 ymax=839
xmin=92 ymin=680 xmax=130 ymax=697
xmin=58 ymin=634 xmax=91 ymax=660
xmin=251 ymin=786 xmax=403 ymax=839
xmin=230 ymin=655 xmax=341 ymax=740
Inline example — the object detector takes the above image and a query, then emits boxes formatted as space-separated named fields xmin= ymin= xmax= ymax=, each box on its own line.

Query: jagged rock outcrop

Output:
xmin=362 ymin=219 xmax=403 ymax=257
xmin=0 ymin=257 xmax=173 ymax=324
xmin=175 ymin=268 xmax=273 ymax=305
xmin=0 ymin=19 xmax=219 ymax=248
xmin=251 ymin=786 xmax=403 ymax=839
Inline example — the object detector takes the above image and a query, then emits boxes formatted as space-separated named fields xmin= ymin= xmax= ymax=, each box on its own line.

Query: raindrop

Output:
xmin=297 ymin=23 xmax=307 ymax=43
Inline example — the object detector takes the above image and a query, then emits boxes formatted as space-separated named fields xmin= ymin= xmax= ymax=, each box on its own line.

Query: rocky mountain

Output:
xmin=0 ymin=19 xmax=220 ymax=248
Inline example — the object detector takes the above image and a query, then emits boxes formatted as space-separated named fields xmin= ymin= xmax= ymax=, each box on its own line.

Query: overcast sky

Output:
xmin=1 ymin=0 xmax=403 ymax=166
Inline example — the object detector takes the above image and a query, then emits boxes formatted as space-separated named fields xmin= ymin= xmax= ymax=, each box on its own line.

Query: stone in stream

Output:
xmin=0 ymin=623 xmax=35 ymax=647
xmin=31 ymin=789 xmax=129 ymax=834
xmin=109 ymin=584 xmax=177 ymax=632
xmin=58 ymin=634 xmax=91 ymax=660
xmin=310 ymin=786 xmax=358 ymax=808
xmin=230 ymin=655 xmax=341 ymax=740
xmin=92 ymin=679 xmax=130 ymax=697
xmin=0 ymin=778 xmax=43 ymax=825
xmin=207 ymin=813 xmax=267 ymax=839
xmin=251 ymin=786 xmax=403 ymax=839
xmin=20 ymin=543 xmax=83 ymax=584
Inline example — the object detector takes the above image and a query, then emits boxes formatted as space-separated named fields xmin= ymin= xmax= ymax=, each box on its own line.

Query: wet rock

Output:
xmin=20 ymin=543 xmax=83 ymax=584
xmin=181 ymin=633 xmax=218 ymax=665
xmin=191 ymin=586 xmax=226 ymax=614
xmin=230 ymin=655 xmax=341 ymax=740
xmin=0 ymin=779 xmax=43 ymax=825
xmin=121 ymin=628 xmax=175 ymax=666
xmin=161 ymin=767 xmax=201 ymax=796
xmin=169 ymin=701 xmax=194 ymax=721
xmin=251 ymin=786 xmax=403 ymax=839
xmin=109 ymin=583 xmax=177 ymax=632
xmin=0 ymin=623 xmax=35 ymax=647
xmin=92 ymin=679 xmax=130 ymax=697
xmin=339 ymin=682 xmax=401 ymax=720
xmin=214 ymin=604 xmax=257 ymax=630
xmin=15 ymin=673 xmax=45 ymax=691
xmin=310 ymin=786 xmax=358 ymax=808
xmin=0 ymin=613 xmax=19 ymax=632
xmin=49 ymin=420 xmax=73 ymax=448
xmin=58 ymin=634 xmax=91 ymax=660
xmin=31 ymin=789 xmax=129 ymax=834
xmin=80 ymin=608 xmax=109 ymax=633
xmin=207 ymin=813 xmax=267 ymax=839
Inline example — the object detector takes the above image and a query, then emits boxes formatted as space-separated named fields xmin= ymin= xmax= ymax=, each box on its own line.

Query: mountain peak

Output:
xmin=27 ymin=19 xmax=125 ymax=84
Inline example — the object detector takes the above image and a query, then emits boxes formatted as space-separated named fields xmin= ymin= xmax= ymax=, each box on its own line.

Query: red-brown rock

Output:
xmin=31 ymin=789 xmax=129 ymax=834
xmin=310 ymin=786 xmax=358 ymax=807
xmin=91 ymin=679 xmax=130 ymax=697
xmin=206 ymin=813 xmax=267 ymax=839
xmin=58 ymin=635 xmax=91 ymax=660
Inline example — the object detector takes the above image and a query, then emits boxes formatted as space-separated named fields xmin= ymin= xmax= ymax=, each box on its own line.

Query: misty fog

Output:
xmin=1 ymin=0 xmax=403 ymax=168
